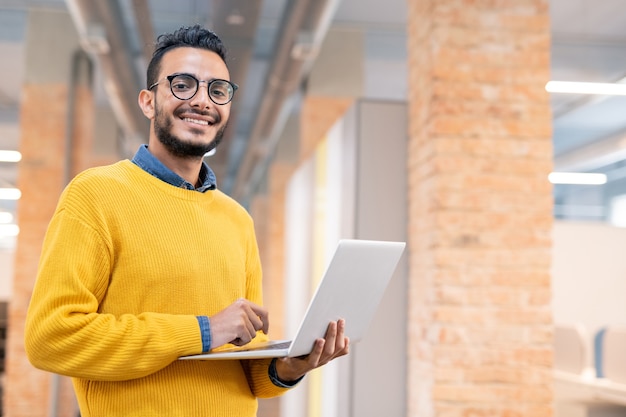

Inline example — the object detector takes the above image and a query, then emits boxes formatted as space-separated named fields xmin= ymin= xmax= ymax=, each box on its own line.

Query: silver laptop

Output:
xmin=178 ymin=239 xmax=406 ymax=361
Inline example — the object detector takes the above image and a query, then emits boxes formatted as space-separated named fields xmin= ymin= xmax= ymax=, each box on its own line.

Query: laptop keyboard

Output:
xmin=265 ymin=341 xmax=291 ymax=350
xmin=236 ymin=340 xmax=292 ymax=352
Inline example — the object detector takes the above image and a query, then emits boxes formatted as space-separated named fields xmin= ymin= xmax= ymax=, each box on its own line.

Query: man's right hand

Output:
xmin=209 ymin=299 xmax=269 ymax=349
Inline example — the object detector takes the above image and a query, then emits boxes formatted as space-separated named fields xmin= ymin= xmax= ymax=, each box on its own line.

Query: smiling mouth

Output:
xmin=182 ymin=117 xmax=211 ymax=126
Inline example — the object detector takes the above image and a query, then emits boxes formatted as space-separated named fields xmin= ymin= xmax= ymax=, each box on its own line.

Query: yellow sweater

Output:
xmin=25 ymin=161 xmax=290 ymax=416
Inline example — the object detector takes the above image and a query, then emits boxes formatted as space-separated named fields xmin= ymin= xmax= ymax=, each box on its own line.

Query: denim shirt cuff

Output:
xmin=196 ymin=316 xmax=211 ymax=353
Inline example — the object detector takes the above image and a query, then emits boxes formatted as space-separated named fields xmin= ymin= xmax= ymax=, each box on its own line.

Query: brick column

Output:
xmin=406 ymin=1 xmax=554 ymax=416
xmin=4 ymin=10 xmax=95 ymax=417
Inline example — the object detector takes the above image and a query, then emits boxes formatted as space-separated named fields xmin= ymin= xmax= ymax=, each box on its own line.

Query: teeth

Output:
xmin=183 ymin=117 xmax=209 ymax=126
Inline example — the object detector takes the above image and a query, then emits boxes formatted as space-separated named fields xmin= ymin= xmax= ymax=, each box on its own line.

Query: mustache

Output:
xmin=174 ymin=107 xmax=221 ymax=124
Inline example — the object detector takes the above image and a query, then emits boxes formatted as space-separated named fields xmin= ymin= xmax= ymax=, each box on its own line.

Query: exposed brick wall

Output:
xmin=3 ymin=85 xmax=67 ymax=416
xmin=5 ymin=84 xmax=68 ymax=417
xmin=5 ymin=78 xmax=95 ymax=416
xmin=406 ymin=1 xmax=554 ymax=416
xmin=70 ymin=88 xmax=97 ymax=176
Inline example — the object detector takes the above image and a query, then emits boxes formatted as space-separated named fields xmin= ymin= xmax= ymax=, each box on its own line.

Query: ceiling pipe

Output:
xmin=130 ymin=0 xmax=155 ymax=63
xmin=230 ymin=0 xmax=340 ymax=202
xmin=554 ymin=130 xmax=626 ymax=172
xmin=65 ymin=0 xmax=148 ymax=155
xmin=204 ymin=0 xmax=264 ymax=183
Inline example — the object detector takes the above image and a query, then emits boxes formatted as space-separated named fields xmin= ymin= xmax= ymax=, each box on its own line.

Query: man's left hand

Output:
xmin=274 ymin=319 xmax=350 ymax=382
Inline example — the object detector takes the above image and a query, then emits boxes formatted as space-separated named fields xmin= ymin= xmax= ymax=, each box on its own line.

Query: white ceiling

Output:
xmin=1 ymin=0 xmax=626 ymax=246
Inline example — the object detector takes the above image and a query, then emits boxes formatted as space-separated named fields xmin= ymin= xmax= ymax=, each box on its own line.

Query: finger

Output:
xmin=333 ymin=337 xmax=350 ymax=359
xmin=242 ymin=305 xmax=267 ymax=337
xmin=231 ymin=333 xmax=252 ymax=346
xmin=243 ymin=310 xmax=259 ymax=340
xmin=247 ymin=303 xmax=269 ymax=334
xmin=232 ymin=304 xmax=256 ymax=345
xmin=322 ymin=321 xmax=338 ymax=358
xmin=342 ymin=337 xmax=350 ymax=355
xmin=308 ymin=338 xmax=326 ymax=366
xmin=334 ymin=319 xmax=347 ymax=352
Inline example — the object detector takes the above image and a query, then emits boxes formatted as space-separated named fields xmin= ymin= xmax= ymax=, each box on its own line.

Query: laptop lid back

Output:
xmin=287 ymin=239 xmax=406 ymax=357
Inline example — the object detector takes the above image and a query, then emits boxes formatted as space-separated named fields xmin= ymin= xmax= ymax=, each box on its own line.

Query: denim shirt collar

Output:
xmin=131 ymin=144 xmax=217 ymax=192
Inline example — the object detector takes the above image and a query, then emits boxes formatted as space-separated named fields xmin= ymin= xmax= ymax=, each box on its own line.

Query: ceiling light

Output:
xmin=545 ymin=81 xmax=626 ymax=95
xmin=609 ymin=195 xmax=626 ymax=227
xmin=0 ymin=224 xmax=19 ymax=238
xmin=226 ymin=10 xmax=244 ymax=25
xmin=291 ymin=32 xmax=319 ymax=61
xmin=80 ymin=24 xmax=110 ymax=55
xmin=0 ymin=212 xmax=13 ymax=223
xmin=0 ymin=150 xmax=21 ymax=162
xmin=0 ymin=188 xmax=21 ymax=200
xmin=548 ymin=172 xmax=607 ymax=185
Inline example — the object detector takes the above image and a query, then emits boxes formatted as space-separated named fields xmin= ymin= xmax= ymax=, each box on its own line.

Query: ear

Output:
xmin=138 ymin=89 xmax=155 ymax=119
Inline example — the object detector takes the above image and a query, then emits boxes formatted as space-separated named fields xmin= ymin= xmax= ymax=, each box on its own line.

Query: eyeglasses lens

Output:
xmin=169 ymin=75 xmax=233 ymax=104
xmin=208 ymin=81 xmax=233 ymax=105
xmin=170 ymin=75 xmax=197 ymax=100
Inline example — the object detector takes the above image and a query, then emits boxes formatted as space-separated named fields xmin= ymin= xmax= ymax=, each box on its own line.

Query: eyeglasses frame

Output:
xmin=148 ymin=73 xmax=238 ymax=105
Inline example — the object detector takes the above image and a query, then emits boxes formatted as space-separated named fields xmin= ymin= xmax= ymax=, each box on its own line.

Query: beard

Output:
xmin=153 ymin=99 xmax=227 ymax=159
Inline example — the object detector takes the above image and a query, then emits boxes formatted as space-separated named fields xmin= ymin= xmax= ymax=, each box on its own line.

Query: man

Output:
xmin=24 ymin=25 xmax=348 ymax=416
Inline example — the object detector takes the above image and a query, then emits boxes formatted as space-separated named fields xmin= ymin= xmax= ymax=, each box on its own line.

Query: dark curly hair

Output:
xmin=146 ymin=25 xmax=228 ymax=89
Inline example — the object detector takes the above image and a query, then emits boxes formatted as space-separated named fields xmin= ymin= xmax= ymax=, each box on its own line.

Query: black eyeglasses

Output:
xmin=149 ymin=73 xmax=238 ymax=105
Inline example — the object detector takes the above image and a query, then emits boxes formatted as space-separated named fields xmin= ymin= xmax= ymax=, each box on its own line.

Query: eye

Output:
xmin=210 ymin=81 xmax=230 ymax=98
xmin=170 ymin=75 xmax=196 ymax=92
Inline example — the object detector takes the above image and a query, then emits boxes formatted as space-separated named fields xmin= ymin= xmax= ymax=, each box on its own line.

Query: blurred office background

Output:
xmin=0 ymin=0 xmax=625 ymax=416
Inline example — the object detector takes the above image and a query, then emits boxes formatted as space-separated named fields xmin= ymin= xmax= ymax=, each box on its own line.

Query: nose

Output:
xmin=189 ymin=81 xmax=212 ymax=108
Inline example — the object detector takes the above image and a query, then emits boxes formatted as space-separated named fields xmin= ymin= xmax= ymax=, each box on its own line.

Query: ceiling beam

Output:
xmin=230 ymin=0 xmax=341 ymax=202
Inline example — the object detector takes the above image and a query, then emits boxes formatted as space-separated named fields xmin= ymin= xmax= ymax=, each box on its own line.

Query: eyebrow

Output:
xmin=168 ymin=72 xmax=225 ymax=82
